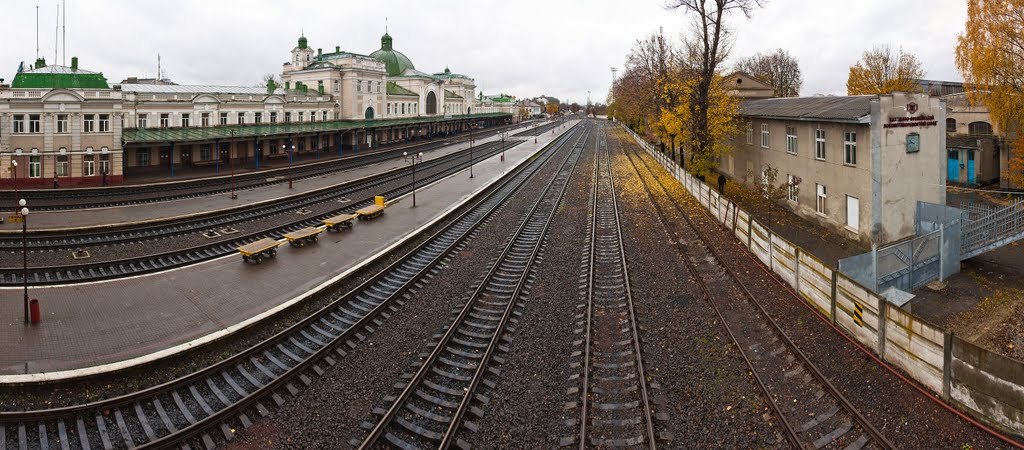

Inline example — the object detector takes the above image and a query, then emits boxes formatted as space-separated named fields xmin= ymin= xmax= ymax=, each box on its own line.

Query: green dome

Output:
xmin=298 ymin=35 xmax=308 ymax=49
xmin=369 ymin=33 xmax=415 ymax=77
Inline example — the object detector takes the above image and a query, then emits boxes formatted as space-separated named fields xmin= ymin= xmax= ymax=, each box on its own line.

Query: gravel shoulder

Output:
xmin=617 ymin=130 xmax=1014 ymax=449
xmin=226 ymin=126 xmax=580 ymax=449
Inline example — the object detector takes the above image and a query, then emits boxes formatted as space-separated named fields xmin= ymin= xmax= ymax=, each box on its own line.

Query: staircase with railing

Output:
xmin=960 ymin=198 xmax=1024 ymax=260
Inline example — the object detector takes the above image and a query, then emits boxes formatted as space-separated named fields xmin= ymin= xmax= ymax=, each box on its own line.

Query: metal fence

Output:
xmin=960 ymin=198 xmax=1024 ymax=260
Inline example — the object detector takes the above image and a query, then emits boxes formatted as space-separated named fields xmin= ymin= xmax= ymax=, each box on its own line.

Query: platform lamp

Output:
xmin=19 ymin=199 xmax=29 ymax=323
xmin=9 ymin=160 xmax=18 ymax=209
xmin=229 ymin=130 xmax=237 ymax=199
xmin=284 ymin=139 xmax=295 ymax=189
xmin=404 ymin=151 xmax=422 ymax=207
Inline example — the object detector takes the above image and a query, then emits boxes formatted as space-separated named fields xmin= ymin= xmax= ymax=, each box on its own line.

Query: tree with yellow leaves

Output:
xmin=955 ymin=0 xmax=1024 ymax=188
xmin=846 ymin=45 xmax=925 ymax=95
xmin=660 ymin=72 xmax=740 ymax=176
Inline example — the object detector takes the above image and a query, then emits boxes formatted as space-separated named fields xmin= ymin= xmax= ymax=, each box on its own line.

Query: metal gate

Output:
xmin=876 ymin=230 xmax=942 ymax=292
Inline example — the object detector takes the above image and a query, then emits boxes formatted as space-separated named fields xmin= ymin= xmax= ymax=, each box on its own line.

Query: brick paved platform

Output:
xmin=0 ymin=121 xmax=578 ymax=381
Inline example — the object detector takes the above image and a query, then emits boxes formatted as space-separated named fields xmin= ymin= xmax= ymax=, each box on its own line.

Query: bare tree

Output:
xmin=666 ymin=0 xmax=765 ymax=169
xmin=734 ymin=48 xmax=802 ymax=97
xmin=257 ymin=73 xmax=282 ymax=89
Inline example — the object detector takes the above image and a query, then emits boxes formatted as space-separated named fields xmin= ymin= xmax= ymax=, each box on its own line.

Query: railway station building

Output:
xmin=0 ymin=32 xmax=514 ymax=187
xmin=719 ymin=83 xmax=946 ymax=245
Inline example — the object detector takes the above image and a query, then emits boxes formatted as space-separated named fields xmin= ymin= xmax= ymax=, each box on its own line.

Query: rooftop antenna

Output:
xmin=35 ymin=3 xmax=39 ymax=60
xmin=157 ymin=53 xmax=161 ymax=80
xmin=385 ymin=17 xmax=388 ymax=34
xmin=55 ymin=3 xmax=59 ymax=65
xmin=62 ymin=0 xmax=66 ymax=65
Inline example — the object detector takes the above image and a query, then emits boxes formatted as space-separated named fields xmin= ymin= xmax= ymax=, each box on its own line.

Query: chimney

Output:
xmin=70 ymin=56 xmax=78 ymax=71
xmin=317 ymin=48 xmax=322 ymax=56
xmin=335 ymin=46 xmax=340 ymax=52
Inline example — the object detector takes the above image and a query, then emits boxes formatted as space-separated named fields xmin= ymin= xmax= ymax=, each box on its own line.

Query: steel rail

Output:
xmin=358 ymin=123 xmax=591 ymax=449
xmin=578 ymin=126 xmax=656 ymax=449
xmin=0 ymin=123 xmax=584 ymax=450
xmin=621 ymin=139 xmax=895 ymax=450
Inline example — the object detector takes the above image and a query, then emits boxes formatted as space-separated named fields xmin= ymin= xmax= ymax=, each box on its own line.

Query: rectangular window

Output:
xmin=357 ymin=80 xmax=362 ymax=92
xmin=137 ymin=149 xmax=150 ymax=166
xmin=29 ymin=155 xmax=41 ymax=178
xmin=160 ymin=113 xmax=170 ymax=128
xmin=815 ymin=129 xmax=826 ymax=160
xmin=254 ymin=112 xmax=263 ymax=124
xmin=56 ymin=114 xmax=69 ymax=133
xmin=13 ymin=115 xmax=25 ymax=133
xmin=284 ymin=112 xmax=291 ymax=123
xmin=201 ymin=112 xmax=210 ymax=127
xmin=82 ymin=114 xmax=94 ymax=133
xmin=746 ymin=122 xmax=753 ymax=145
xmin=84 ymin=154 xmax=95 ymax=176
xmin=29 ymin=114 xmax=41 ymax=133
xmin=846 ymin=195 xmax=860 ymax=231
xmin=843 ymin=132 xmax=857 ymax=165
xmin=787 ymin=175 xmax=798 ymax=202
xmin=786 ymin=126 xmax=797 ymax=154
xmin=99 ymin=114 xmax=110 ymax=132
xmin=137 ymin=114 xmax=148 ymax=128
xmin=100 ymin=154 xmax=110 ymax=175
xmin=760 ymin=123 xmax=769 ymax=148
xmin=181 ymin=113 xmax=191 ymax=127
xmin=298 ymin=111 xmax=304 ymax=122
xmin=270 ymin=112 xmax=277 ymax=124
xmin=816 ymin=184 xmax=827 ymax=215
xmin=200 ymin=145 xmax=212 ymax=161
xmin=56 ymin=154 xmax=69 ymax=176
xmin=220 ymin=112 xmax=228 ymax=125
xmin=322 ymin=111 xmax=328 ymax=121
xmin=237 ymin=112 xmax=245 ymax=124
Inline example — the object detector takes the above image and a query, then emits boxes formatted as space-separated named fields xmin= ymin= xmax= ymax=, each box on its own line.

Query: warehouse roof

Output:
xmin=740 ymin=96 xmax=873 ymax=123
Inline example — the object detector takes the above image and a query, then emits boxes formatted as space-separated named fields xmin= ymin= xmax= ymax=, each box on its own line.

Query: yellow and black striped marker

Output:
xmin=853 ymin=303 xmax=864 ymax=327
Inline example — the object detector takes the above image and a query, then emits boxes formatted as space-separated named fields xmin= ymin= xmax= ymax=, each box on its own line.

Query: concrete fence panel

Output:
xmin=709 ymin=190 xmax=720 ymax=217
xmin=736 ymin=209 xmax=751 ymax=248
xmin=750 ymin=220 xmax=771 ymax=267
xmin=834 ymin=274 xmax=882 ymax=352
xmin=699 ymin=184 xmax=710 ymax=209
xmin=950 ymin=336 xmax=1024 ymax=436
xmin=719 ymin=200 xmax=731 ymax=226
xmin=770 ymin=234 xmax=798 ymax=288
xmin=799 ymin=251 xmax=835 ymax=320
xmin=884 ymin=304 xmax=946 ymax=394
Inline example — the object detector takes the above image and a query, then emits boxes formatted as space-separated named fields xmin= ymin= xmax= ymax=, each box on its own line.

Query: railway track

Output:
xmin=0 ymin=140 xmax=522 ymax=285
xmin=0 ymin=123 xmax=586 ymax=450
xmin=0 ymin=122 xmax=530 ymax=212
xmin=619 ymin=135 xmax=895 ymax=449
xmin=354 ymin=123 xmax=591 ymax=449
xmin=570 ymin=125 xmax=660 ymax=448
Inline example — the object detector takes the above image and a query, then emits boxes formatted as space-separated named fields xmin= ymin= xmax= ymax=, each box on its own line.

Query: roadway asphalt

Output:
xmin=0 ymin=120 xmax=579 ymax=381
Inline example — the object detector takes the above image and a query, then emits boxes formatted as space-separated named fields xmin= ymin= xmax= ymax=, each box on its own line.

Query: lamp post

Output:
xmin=500 ymin=131 xmax=506 ymax=162
xmin=404 ymin=151 xmax=422 ymax=207
xmin=229 ymin=130 xmax=237 ymax=199
xmin=10 ymin=160 xmax=18 ymax=208
xmin=284 ymin=137 xmax=295 ymax=189
xmin=469 ymin=137 xmax=474 ymax=179
xmin=19 ymin=199 xmax=29 ymax=324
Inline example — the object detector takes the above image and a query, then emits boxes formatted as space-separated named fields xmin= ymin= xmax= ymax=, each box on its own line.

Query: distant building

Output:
xmin=719 ymin=93 xmax=946 ymax=244
xmin=0 ymin=31 xmax=514 ymax=186
xmin=723 ymin=72 xmax=776 ymax=99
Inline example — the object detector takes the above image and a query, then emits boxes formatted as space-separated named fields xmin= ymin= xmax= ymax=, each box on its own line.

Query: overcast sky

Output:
xmin=0 ymin=0 xmax=969 ymax=103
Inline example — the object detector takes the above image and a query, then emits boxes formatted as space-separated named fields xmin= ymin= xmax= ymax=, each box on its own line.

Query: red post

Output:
xmin=29 ymin=299 xmax=40 ymax=324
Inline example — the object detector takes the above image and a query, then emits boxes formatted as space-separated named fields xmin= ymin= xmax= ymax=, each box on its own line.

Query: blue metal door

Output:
xmin=947 ymin=150 xmax=959 ymax=182
xmin=967 ymin=151 xmax=976 ymax=184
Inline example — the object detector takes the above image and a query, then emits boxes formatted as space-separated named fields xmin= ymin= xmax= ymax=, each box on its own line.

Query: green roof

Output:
xmin=368 ymin=33 xmax=415 ymax=77
xmin=444 ymin=89 xmax=463 ymax=99
xmin=387 ymin=82 xmax=418 ymax=97
xmin=11 ymin=65 xmax=110 ymax=89
xmin=122 ymin=112 xmax=512 ymax=144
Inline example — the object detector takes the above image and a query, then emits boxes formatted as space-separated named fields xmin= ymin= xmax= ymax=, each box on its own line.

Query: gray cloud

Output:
xmin=0 ymin=0 xmax=968 ymax=103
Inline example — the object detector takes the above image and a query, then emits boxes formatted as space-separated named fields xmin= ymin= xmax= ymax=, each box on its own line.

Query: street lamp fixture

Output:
xmin=19 ymin=198 xmax=29 ymax=324
xmin=283 ymin=140 xmax=295 ymax=189
xmin=404 ymin=151 xmax=423 ymax=207
xmin=229 ymin=130 xmax=237 ymax=199
xmin=10 ymin=160 xmax=18 ymax=209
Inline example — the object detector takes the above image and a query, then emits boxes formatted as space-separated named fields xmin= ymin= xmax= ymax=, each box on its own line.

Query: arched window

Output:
xmin=426 ymin=91 xmax=437 ymax=115
xmin=968 ymin=121 xmax=992 ymax=136
xmin=946 ymin=118 xmax=957 ymax=132
xmin=364 ymin=107 xmax=374 ymax=120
